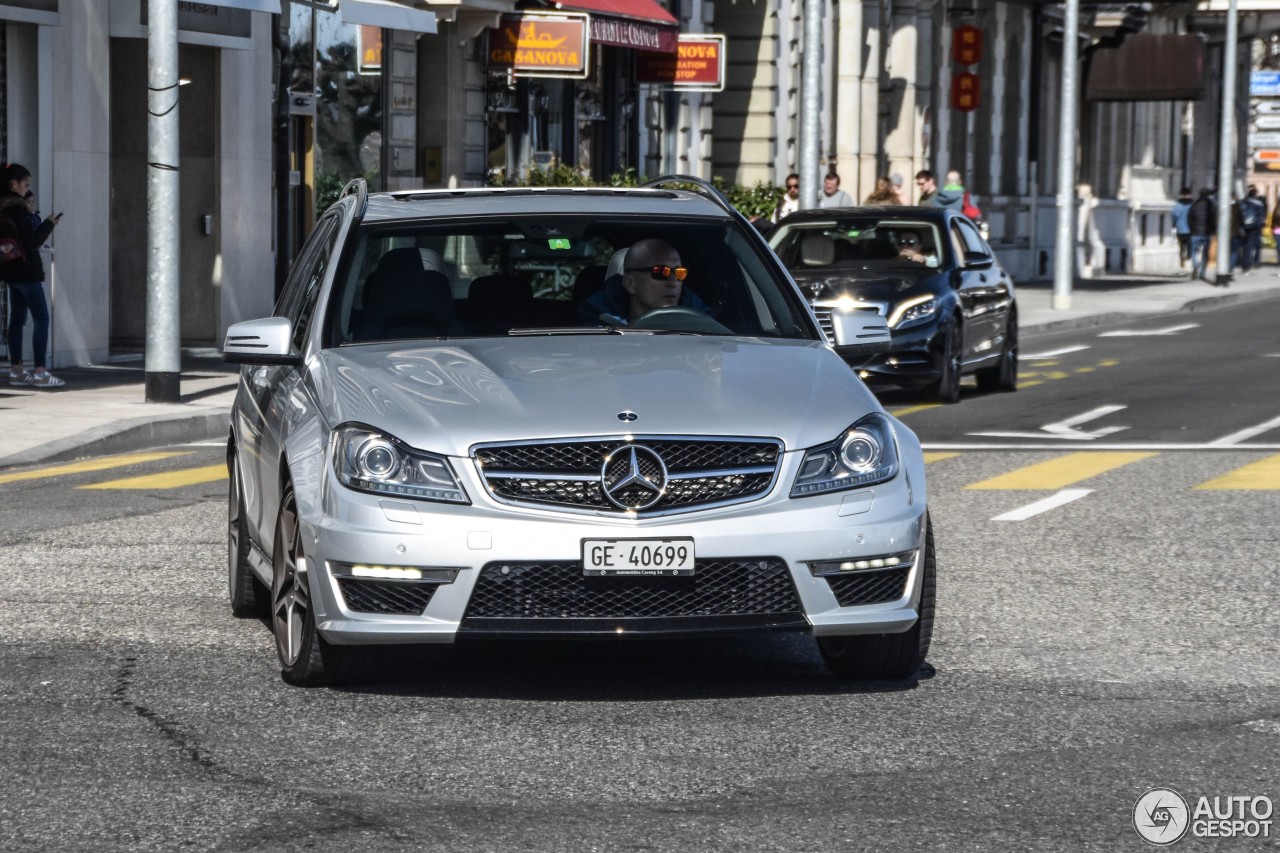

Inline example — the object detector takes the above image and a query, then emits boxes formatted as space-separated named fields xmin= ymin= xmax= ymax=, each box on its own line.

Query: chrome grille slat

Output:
xmin=474 ymin=436 xmax=783 ymax=516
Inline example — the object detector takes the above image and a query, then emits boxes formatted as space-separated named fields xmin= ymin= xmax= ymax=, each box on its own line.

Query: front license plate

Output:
xmin=582 ymin=538 xmax=696 ymax=576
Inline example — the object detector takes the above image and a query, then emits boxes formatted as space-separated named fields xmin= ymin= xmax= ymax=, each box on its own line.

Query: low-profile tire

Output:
xmin=818 ymin=518 xmax=936 ymax=680
xmin=228 ymin=451 xmax=269 ymax=618
xmin=975 ymin=313 xmax=1018 ymax=393
xmin=272 ymin=484 xmax=366 ymax=687
xmin=927 ymin=322 xmax=963 ymax=404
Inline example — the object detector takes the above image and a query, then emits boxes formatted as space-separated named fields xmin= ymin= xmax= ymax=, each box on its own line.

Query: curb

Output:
xmin=0 ymin=410 xmax=230 ymax=468
xmin=1020 ymin=285 xmax=1280 ymax=337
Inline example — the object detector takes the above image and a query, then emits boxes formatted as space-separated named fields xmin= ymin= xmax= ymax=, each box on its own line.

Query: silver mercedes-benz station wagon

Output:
xmin=223 ymin=177 xmax=934 ymax=686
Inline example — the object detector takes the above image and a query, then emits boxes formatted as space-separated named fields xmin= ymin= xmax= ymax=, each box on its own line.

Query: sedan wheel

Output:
xmin=928 ymin=322 xmax=963 ymax=404
xmin=976 ymin=313 xmax=1018 ymax=393
xmin=818 ymin=517 xmax=936 ymax=680
xmin=228 ymin=452 xmax=268 ymax=618
xmin=272 ymin=484 xmax=363 ymax=686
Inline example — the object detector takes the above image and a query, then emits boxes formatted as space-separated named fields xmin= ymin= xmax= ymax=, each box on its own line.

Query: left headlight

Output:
xmin=887 ymin=295 xmax=938 ymax=329
xmin=790 ymin=412 xmax=900 ymax=497
xmin=333 ymin=425 xmax=469 ymax=504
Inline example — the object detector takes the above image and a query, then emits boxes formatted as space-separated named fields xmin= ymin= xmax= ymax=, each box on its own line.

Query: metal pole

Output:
xmin=146 ymin=0 xmax=181 ymax=402
xmin=1215 ymin=0 xmax=1239 ymax=285
xmin=799 ymin=0 xmax=824 ymax=209
xmin=1053 ymin=0 xmax=1079 ymax=310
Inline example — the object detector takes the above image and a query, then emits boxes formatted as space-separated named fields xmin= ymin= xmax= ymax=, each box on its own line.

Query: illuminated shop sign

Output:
xmin=636 ymin=34 xmax=725 ymax=91
xmin=488 ymin=13 xmax=590 ymax=79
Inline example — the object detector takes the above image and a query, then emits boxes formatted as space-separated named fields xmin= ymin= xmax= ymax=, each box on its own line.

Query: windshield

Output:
xmin=326 ymin=216 xmax=816 ymax=345
xmin=770 ymin=217 xmax=948 ymax=272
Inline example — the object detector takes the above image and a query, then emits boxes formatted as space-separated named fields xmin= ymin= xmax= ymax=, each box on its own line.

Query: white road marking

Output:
xmin=971 ymin=404 xmax=1128 ymax=441
xmin=924 ymin=442 xmax=1280 ymax=451
xmin=184 ymin=441 xmax=226 ymax=448
xmin=1022 ymin=345 xmax=1090 ymax=359
xmin=1208 ymin=414 xmax=1280 ymax=447
xmin=992 ymin=489 xmax=1092 ymax=522
xmin=1096 ymin=323 xmax=1199 ymax=337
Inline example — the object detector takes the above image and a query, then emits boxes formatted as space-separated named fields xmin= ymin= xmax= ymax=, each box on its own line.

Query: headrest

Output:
xmin=800 ymin=233 xmax=835 ymax=266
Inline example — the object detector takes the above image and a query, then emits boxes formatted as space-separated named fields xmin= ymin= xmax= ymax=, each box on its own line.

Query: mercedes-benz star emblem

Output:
xmin=601 ymin=445 xmax=668 ymax=511
xmin=617 ymin=411 xmax=638 ymax=422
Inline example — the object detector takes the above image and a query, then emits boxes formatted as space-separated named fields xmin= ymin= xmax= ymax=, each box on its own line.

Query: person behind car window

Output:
xmin=895 ymin=229 xmax=936 ymax=265
xmin=622 ymin=238 xmax=686 ymax=322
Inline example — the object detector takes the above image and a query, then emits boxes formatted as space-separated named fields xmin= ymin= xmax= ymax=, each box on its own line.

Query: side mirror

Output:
xmin=964 ymin=251 xmax=994 ymax=269
xmin=829 ymin=309 xmax=891 ymax=356
xmin=223 ymin=317 xmax=300 ymax=365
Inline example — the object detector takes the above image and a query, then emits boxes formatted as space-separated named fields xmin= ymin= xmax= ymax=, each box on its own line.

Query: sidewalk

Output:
xmin=2 ymin=268 xmax=1279 ymax=469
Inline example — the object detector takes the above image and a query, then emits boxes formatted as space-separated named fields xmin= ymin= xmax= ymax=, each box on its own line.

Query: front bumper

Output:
xmin=298 ymin=444 xmax=929 ymax=645
xmin=841 ymin=321 xmax=943 ymax=385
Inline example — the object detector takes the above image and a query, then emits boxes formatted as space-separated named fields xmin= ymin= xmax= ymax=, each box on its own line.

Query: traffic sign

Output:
xmin=1255 ymin=115 xmax=1280 ymax=129
xmin=1256 ymin=100 xmax=1280 ymax=114
xmin=1251 ymin=71 xmax=1280 ymax=97
xmin=1249 ymin=131 xmax=1280 ymax=148
xmin=1253 ymin=149 xmax=1280 ymax=162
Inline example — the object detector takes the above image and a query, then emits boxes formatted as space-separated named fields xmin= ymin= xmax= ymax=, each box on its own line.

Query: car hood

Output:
xmin=309 ymin=336 xmax=881 ymax=456
xmin=790 ymin=265 xmax=945 ymax=303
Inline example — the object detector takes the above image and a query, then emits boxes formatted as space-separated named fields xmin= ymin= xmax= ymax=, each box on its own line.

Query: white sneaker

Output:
xmin=28 ymin=371 xmax=65 ymax=388
xmin=8 ymin=369 xmax=31 ymax=386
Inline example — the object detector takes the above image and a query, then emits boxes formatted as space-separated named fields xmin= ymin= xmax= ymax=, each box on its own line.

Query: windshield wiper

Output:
xmin=506 ymin=326 xmax=625 ymax=336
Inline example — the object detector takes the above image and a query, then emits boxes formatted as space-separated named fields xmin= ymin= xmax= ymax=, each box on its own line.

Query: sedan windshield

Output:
xmin=327 ymin=216 xmax=815 ymax=345
xmin=771 ymin=218 xmax=947 ymax=272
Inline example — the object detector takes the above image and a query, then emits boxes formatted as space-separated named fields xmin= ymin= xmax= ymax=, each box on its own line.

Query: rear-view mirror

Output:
xmin=223 ymin=317 xmax=300 ymax=365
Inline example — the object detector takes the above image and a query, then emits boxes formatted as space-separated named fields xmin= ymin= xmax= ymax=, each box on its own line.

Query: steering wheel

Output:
xmin=630 ymin=307 xmax=733 ymax=334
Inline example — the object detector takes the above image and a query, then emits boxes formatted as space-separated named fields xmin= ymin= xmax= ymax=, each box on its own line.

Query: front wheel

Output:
xmin=976 ymin=313 xmax=1018 ymax=393
xmin=927 ymin=323 xmax=962 ymax=404
xmin=272 ymin=484 xmax=366 ymax=686
xmin=228 ymin=451 xmax=268 ymax=618
xmin=818 ymin=518 xmax=936 ymax=680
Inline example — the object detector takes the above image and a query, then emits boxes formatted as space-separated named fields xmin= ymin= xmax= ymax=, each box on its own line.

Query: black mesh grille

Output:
xmin=824 ymin=566 xmax=911 ymax=607
xmin=475 ymin=438 xmax=781 ymax=514
xmin=338 ymin=578 xmax=439 ymax=615
xmin=463 ymin=559 xmax=801 ymax=620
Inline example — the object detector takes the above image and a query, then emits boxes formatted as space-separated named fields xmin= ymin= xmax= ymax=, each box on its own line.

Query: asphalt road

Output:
xmin=1 ymin=300 xmax=1278 ymax=852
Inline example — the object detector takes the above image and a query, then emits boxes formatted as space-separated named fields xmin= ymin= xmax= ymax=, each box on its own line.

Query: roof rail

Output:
xmin=642 ymin=175 xmax=739 ymax=219
xmin=339 ymin=178 xmax=369 ymax=219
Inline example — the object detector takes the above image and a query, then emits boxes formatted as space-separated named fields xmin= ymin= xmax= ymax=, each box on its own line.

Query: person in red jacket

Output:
xmin=1 ymin=162 xmax=63 ymax=387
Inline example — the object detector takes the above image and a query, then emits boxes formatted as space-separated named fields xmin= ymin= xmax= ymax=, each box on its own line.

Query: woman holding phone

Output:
xmin=1 ymin=161 xmax=63 ymax=388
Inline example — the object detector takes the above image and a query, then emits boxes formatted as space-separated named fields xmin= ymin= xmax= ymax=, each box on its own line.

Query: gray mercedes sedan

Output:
xmin=223 ymin=177 xmax=934 ymax=686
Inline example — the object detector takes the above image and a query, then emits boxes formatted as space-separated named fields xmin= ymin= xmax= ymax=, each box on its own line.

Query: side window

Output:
xmin=948 ymin=222 xmax=967 ymax=264
xmin=277 ymin=215 xmax=341 ymax=352
xmin=955 ymin=219 xmax=987 ymax=256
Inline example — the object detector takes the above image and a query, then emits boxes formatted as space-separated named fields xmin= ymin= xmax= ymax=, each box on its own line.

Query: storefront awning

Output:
xmin=552 ymin=0 xmax=677 ymax=52
xmin=194 ymin=0 xmax=282 ymax=12
xmin=340 ymin=0 xmax=439 ymax=34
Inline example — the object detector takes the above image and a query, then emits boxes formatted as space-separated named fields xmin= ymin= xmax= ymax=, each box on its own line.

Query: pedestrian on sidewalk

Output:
xmin=863 ymin=175 xmax=902 ymax=205
xmin=772 ymin=173 xmax=800 ymax=223
xmin=915 ymin=170 xmax=938 ymax=205
xmin=1170 ymin=187 xmax=1192 ymax=268
xmin=1187 ymin=188 xmax=1215 ymax=281
xmin=1240 ymin=185 xmax=1266 ymax=271
xmin=819 ymin=171 xmax=854 ymax=208
xmin=932 ymin=170 xmax=965 ymax=212
xmin=1 ymin=162 xmax=64 ymax=387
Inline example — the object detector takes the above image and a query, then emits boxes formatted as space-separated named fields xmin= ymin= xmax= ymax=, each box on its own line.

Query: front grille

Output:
xmin=338 ymin=578 xmax=439 ymax=615
xmin=474 ymin=437 xmax=782 ymax=515
xmin=824 ymin=566 xmax=911 ymax=607
xmin=462 ymin=558 xmax=801 ymax=620
xmin=812 ymin=302 xmax=886 ymax=344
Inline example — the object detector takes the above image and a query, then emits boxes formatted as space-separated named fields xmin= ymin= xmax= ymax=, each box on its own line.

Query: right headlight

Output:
xmin=333 ymin=425 xmax=469 ymax=504
xmin=887 ymin=295 xmax=938 ymax=329
xmin=790 ymin=412 xmax=899 ymax=497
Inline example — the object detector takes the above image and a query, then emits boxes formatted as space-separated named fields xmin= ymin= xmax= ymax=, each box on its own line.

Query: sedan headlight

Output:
xmin=887 ymin=295 xmax=938 ymax=329
xmin=333 ymin=425 xmax=469 ymax=504
xmin=791 ymin=413 xmax=899 ymax=497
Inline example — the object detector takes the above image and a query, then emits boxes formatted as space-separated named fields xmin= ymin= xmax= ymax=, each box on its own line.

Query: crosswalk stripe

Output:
xmin=77 ymin=464 xmax=228 ymax=490
xmin=1194 ymin=453 xmax=1280 ymax=490
xmin=0 ymin=451 xmax=191 ymax=485
xmin=965 ymin=451 xmax=1156 ymax=490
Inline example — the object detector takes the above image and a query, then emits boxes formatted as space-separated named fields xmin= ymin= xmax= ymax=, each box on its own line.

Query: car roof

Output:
xmin=358 ymin=186 xmax=733 ymax=223
xmin=779 ymin=205 xmax=951 ymax=222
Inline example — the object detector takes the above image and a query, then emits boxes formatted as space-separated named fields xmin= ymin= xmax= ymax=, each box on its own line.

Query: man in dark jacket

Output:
xmin=1 ymin=162 xmax=63 ymax=387
xmin=1187 ymin=188 xmax=1215 ymax=281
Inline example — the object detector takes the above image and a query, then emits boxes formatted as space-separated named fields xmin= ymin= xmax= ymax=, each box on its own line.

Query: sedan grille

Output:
xmin=824 ymin=566 xmax=911 ymax=607
xmin=474 ymin=437 xmax=782 ymax=516
xmin=811 ymin=302 xmax=886 ymax=344
xmin=462 ymin=559 xmax=801 ymax=620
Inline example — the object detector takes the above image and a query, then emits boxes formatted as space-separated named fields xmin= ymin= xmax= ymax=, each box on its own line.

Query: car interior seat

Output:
xmin=467 ymin=273 xmax=535 ymax=333
xmin=352 ymin=248 xmax=467 ymax=341
xmin=799 ymin=233 xmax=835 ymax=267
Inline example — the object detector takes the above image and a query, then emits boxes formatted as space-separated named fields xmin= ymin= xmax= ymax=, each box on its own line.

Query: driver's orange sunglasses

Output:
xmin=630 ymin=265 xmax=688 ymax=281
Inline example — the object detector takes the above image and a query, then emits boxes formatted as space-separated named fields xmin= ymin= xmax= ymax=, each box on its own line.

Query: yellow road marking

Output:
xmin=78 ymin=464 xmax=228 ymax=490
xmin=924 ymin=452 xmax=960 ymax=464
xmin=0 ymin=451 xmax=190 ymax=485
xmin=887 ymin=404 xmax=939 ymax=418
xmin=966 ymin=451 xmax=1157 ymax=490
xmin=1194 ymin=454 xmax=1280 ymax=490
